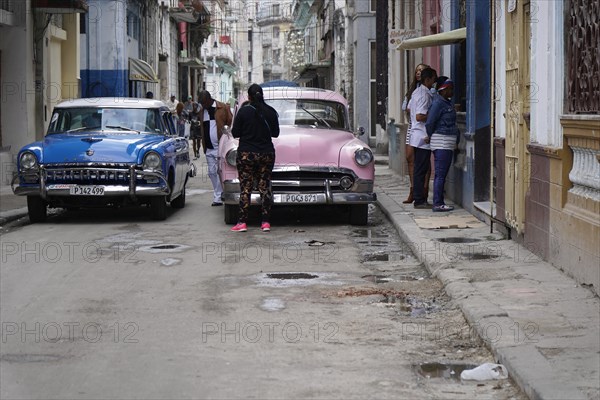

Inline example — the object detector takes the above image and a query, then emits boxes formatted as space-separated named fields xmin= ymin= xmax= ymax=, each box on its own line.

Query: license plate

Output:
xmin=70 ymin=185 xmax=105 ymax=196
xmin=284 ymin=194 xmax=318 ymax=203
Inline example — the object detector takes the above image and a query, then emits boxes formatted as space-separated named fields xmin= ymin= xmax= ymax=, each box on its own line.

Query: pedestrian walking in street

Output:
xmin=184 ymin=95 xmax=196 ymax=115
xmin=145 ymin=91 xmax=154 ymax=99
xmin=426 ymin=77 xmax=459 ymax=212
xmin=408 ymin=67 xmax=437 ymax=209
xmin=175 ymin=102 xmax=187 ymax=137
xmin=230 ymin=83 xmax=280 ymax=232
xmin=197 ymin=90 xmax=233 ymax=207
xmin=402 ymin=63 xmax=429 ymax=204
xmin=166 ymin=94 xmax=179 ymax=114
xmin=188 ymin=101 xmax=202 ymax=159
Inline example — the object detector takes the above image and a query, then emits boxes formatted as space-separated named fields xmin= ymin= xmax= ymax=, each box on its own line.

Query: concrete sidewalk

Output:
xmin=0 ymin=184 xmax=27 ymax=225
xmin=374 ymin=159 xmax=599 ymax=400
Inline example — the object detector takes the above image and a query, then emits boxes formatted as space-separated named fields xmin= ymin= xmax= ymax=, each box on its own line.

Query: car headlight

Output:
xmin=20 ymin=152 xmax=38 ymax=171
xmin=354 ymin=148 xmax=373 ymax=166
xmin=226 ymin=149 xmax=237 ymax=167
xmin=143 ymin=151 xmax=162 ymax=170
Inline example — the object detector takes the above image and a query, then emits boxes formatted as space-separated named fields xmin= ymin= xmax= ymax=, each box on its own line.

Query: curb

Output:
xmin=376 ymin=192 xmax=587 ymax=400
xmin=0 ymin=207 xmax=28 ymax=226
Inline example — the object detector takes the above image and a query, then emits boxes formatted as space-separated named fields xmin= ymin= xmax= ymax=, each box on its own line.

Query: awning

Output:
xmin=293 ymin=60 xmax=330 ymax=83
xmin=396 ymin=27 xmax=466 ymax=50
xmin=169 ymin=7 xmax=198 ymax=23
xmin=216 ymin=59 xmax=237 ymax=74
xmin=178 ymin=57 xmax=206 ymax=69
xmin=32 ymin=0 xmax=88 ymax=13
xmin=129 ymin=58 xmax=158 ymax=82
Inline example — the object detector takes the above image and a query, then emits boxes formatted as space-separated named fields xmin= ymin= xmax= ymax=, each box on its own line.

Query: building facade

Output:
xmin=0 ymin=0 xmax=87 ymax=187
xmin=493 ymin=0 xmax=599 ymax=293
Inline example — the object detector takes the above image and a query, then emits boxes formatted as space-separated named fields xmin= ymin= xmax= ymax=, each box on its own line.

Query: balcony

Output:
xmin=256 ymin=7 xmax=292 ymax=26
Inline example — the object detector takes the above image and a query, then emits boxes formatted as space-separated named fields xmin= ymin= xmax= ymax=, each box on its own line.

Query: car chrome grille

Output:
xmin=270 ymin=170 xmax=354 ymax=192
xmin=45 ymin=164 xmax=137 ymax=185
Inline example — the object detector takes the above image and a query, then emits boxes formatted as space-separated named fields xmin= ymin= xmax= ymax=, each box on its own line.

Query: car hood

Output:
xmin=40 ymin=133 xmax=163 ymax=164
xmin=274 ymin=127 xmax=357 ymax=167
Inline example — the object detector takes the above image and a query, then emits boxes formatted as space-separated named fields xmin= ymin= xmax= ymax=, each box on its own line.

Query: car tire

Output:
xmin=27 ymin=196 xmax=47 ymax=223
xmin=171 ymin=182 xmax=186 ymax=209
xmin=224 ymin=204 xmax=238 ymax=224
xmin=349 ymin=204 xmax=368 ymax=226
xmin=150 ymin=196 xmax=168 ymax=220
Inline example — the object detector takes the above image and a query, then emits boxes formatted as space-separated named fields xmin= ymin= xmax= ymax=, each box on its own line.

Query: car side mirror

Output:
xmin=356 ymin=126 xmax=366 ymax=137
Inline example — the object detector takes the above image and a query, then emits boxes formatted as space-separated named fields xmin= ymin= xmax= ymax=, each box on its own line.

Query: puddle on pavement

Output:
xmin=466 ymin=252 xmax=500 ymax=260
xmin=361 ymin=252 xmax=407 ymax=262
xmin=362 ymin=274 xmax=392 ymax=283
xmin=350 ymin=228 xmax=390 ymax=238
xmin=436 ymin=237 xmax=482 ymax=243
xmin=256 ymin=272 xmax=344 ymax=288
xmin=380 ymin=295 xmax=440 ymax=317
xmin=362 ymin=274 xmax=421 ymax=283
xmin=413 ymin=362 xmax=478 ymax=380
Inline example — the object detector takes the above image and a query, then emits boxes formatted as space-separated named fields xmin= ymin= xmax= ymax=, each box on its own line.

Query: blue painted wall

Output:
xmin=81 ymin=69 xmax=129 ymax=97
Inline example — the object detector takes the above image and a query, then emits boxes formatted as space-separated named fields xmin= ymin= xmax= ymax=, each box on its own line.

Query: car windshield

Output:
xmin=47 ymin=107 xmax=163 ymax=135
xmin=266 ymin=99 xmax=349 ymax=130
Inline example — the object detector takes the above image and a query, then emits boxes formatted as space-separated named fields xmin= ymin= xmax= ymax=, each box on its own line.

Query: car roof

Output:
xmin=54 ymin=98 xmax=168 ymax=109
xmin=238 ymin=87 xmax=348 ymax=105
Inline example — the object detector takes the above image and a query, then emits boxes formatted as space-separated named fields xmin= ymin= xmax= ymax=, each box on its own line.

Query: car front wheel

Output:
xmin=27 ymin=196 xmax=47 ymax=223
xmin=150 ymin=196 xmax=168 ymax=220
xmin=349 ymin=204 xmax=368 ymax=226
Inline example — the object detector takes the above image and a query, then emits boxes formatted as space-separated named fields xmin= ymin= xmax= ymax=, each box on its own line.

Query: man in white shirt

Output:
xmin=197 ymin=90 xmax=233 ymax=206
xmin=409 ymin=67 xmax=437 ymax=208
xmin=166 ymin=94 xmax=178 ymax=113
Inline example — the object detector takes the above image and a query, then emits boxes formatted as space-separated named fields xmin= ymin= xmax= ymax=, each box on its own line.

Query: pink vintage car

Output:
xmin=218 ymin=86 xmax=376 ymax=225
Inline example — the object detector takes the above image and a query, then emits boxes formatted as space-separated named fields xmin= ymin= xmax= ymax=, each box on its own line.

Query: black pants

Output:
xmin=412 ymin=147 xmax=431 ymax=205
xmin=236 ymin=151 xmax=275 ymax=223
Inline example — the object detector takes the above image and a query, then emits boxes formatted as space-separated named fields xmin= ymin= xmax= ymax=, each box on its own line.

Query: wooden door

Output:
xmin=504 ymin=0 xmax=531 ymax=234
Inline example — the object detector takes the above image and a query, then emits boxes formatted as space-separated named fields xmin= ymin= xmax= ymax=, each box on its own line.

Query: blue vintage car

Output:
xmin=12 ymin=98 xmax=194 ymax=222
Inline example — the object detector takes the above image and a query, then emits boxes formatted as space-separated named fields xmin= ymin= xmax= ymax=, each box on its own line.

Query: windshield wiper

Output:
xmin=299 ymin=107 xmax=331 ymax=128
xmin=66 ymin=125 xmax=102 ymax=133
xmin=105 ymin=125 xmax=140 ymax=134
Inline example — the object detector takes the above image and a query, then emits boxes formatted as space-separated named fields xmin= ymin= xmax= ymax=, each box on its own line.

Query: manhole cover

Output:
xmin=138 ymin=243 xmax=191 ymax=253
xmin=413 ymin=362 xmax=477 ymax=380
xmin=436 ymin=237 xmax=482 ymax=243
xmin=266 ymin=273 xmax=318 ymax=280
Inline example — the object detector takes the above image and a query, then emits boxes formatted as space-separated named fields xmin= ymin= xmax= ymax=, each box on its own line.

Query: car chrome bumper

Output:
xmin=221 ymin=179 xmax=376 ymax=205
xmin=12 ymin=166 xmax=169 ymax=199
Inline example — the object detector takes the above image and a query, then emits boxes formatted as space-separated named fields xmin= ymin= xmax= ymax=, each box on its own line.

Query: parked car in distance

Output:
xmin=12 ymin=98 xmax=194 ymax=222
xmin=218 ymin=86 xmax=376 ymax=225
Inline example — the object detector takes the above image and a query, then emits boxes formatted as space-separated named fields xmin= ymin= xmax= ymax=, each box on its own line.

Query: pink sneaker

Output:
xmin=230 ymin=222 xmax=247 ymax=232
xmin=260 ymin=222 xmax=271 ymax=232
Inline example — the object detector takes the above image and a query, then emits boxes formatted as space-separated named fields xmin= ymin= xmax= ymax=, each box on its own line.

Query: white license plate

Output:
xmin=284 ymin=194 xmax=318 ymax=203
xmin=70 ymin=185 xmax=105 ymax=196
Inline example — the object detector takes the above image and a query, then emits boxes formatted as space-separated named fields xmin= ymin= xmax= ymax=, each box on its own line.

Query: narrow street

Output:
xmin=1 ymin=164 xmax=525 ymax=399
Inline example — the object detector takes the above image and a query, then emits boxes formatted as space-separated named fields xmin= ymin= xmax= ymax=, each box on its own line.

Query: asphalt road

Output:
xmin=0 ymin=168 xmax=526 ymax=399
